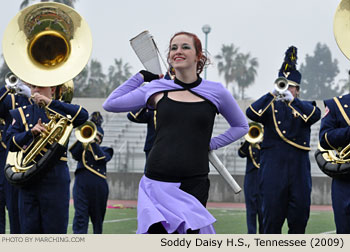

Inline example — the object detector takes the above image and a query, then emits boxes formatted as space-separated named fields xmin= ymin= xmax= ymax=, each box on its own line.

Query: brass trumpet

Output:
xmin=5 ymin=72 xmax=19 ymax=89
xmin=75 ymin=121 xmax=97 ymax=148
xmin=244 ymin=122 xmax=263 ymax=144
xmin=274 ymin=77 xmax=289 ymax=94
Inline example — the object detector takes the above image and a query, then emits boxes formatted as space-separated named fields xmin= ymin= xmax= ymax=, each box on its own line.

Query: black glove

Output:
xmin=139 ymin=70 xmax=160 ymax=82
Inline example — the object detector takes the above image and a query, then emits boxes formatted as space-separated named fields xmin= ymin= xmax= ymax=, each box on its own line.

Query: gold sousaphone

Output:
xmin=3 ymin=2 xmax=92 ymax=186
xmin=315 ymin=0 xmax=350 ymax=178
xmin=2 ymin=2 xmax=92 ymax=86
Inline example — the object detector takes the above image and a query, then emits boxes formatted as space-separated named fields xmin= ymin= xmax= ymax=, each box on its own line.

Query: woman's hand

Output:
xmin=139 ymin=70 xmax=163 ymax=82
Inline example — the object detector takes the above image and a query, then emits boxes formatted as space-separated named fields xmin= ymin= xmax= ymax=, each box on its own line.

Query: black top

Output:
xmin=145 ymin=88 xmax=216 ymax=182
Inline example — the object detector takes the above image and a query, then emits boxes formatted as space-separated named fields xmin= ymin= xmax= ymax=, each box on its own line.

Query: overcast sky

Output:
xmin=1 ymin=0 xmax=349 ymax=99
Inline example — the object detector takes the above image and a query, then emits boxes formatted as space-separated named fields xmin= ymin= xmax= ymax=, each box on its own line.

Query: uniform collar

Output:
xmin=174 ymin=76 xmax=202 ymax=89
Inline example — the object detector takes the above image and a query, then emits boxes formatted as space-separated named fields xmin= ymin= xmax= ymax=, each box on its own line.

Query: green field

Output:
xmin=5 ymin=206 xmax=336 ymax=234
xmin=73 ymin=207 xmax=336 ymax=234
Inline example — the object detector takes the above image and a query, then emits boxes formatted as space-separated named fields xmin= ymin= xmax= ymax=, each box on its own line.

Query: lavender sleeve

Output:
xmin=209 ymin=87 xmax=249 ymax=150
xmin=103 ymin=73 xmax=147 ymax=112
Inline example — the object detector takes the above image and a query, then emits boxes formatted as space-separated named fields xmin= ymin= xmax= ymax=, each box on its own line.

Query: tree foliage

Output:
xmin=299 ymin=43 xmax=340 ymax=100
xmin=215 ymin=44 xmax=239 ymax=97
xmin=73 ymin=58 xmax=132 ymax=98
xmin=235 ymin=53 xmax=259 ymax=100
xmin=215 ymin=44 xmax=259 ymax=99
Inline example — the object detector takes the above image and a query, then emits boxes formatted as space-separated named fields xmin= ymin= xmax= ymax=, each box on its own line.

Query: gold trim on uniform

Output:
xmin=325 ymin=133 xmax=338 ymax=151
xmin=153 ymin=110 xmax=157 ymax=129
xmin=333 ymin=97 xmax=350 ymax=125
xmin=1 ymin=141 xmax=7 ymax=149
xmin=10 ymin=93 xmax=15 ymax=109
xmin=82 ymin=149 xmax=107 ymax=179
xmin=88 ymin=144 xmax=105 ymax=161
xmin=71 ymin=106 xmax=83 ymax=122
xmin=18 ymin=107 xmax=29 ymax=131
xmin=249 ymin=94 xmax=276 ymax=117
xmin=271 ymin=102 xmax=311 ymax=151
xmin=288 ymin=102 xmax=316 ymax=123
xmin=249 ymin=144 xmax=260 ymax=168
xmin=0 ymin=88 xmax=10 ymax=102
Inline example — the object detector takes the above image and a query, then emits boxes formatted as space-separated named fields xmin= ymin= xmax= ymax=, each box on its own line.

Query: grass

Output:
xmin=73 ymin=207 xmax=336 ymax=234
xmin=5 ymin=206 xmax=336 ymax=234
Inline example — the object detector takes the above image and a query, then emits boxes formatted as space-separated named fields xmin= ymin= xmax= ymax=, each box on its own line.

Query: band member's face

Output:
xmin=168 ymin=34 xmax=197 ymax=72
xmin=30 ymin=85 xmax=55 ymax=99
xmin=288 ymin=86 xmax=299 ymax=98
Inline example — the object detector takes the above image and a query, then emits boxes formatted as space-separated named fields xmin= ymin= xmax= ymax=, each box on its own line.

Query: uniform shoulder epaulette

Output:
xmin=249 ymin=93 xmax=275 ymax=117
xmin=288 ymin=99 xmax=317 ymax=123
xmin=331 ymin=95 xmax=350 ymax=126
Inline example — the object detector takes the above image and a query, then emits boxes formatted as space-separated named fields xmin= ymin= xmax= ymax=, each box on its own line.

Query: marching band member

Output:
xmin=69 ymin=111 xmax=113 ymax=234
xmin=246 ymin=46 xmax=321 ymax=233
xmin=319 ymin=93 xmax=350 ymax=233
xmin=0 ymin=119 xmax=6 ymax=234
xmin=238 ymin=135 xmax=263 ymax=234
xmin=0 ymin=79 xmax=32 ymax=233
xmin=6 ymin=83 xmax=88 ymax=234
xmin=126 ymin=70 xmax=173 ymax=163
xmin=127 ymin=108 xmax=156 ymax=160
xmin=103 ymin=31 xmax=248 ymax=234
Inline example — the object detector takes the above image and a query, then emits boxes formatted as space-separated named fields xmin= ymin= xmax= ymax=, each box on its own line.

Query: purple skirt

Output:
xmin=136 ymin=175 xmax=216 ymax=234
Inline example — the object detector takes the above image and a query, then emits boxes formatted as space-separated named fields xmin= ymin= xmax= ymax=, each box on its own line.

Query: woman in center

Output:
xmin=103 ymin=31 xmax=248 ymax=234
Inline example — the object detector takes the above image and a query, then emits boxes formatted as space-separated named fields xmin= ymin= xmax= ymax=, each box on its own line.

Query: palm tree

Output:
xmin=106 ymin=58 xmax=132 ymax=96
xmin=86 ymin=59 xmax=106 ymax=97
xmin=235 ymin=52 xmax=259 ymax=100
xmin=73 ymin=59 xmax=106 ymax=97
xmin=215 ymin=44 xmax=239 ymax=98
xmin=20 ymin=0 xmax=77 ymax=9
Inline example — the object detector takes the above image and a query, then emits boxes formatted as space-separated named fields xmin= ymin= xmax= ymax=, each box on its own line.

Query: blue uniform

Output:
xmin=246 ymin=92 xmax=320 ymax=233
xmin=127 ymin=108 xmax=156 ymax=158
xmin=6 ymin=100 xmax=88 ymax=234
xmin=0 ymin=86 xmax=32 ymax=234
xmin=0 ymin=120 xmax=6 ymax=234
xmin=319 ymin=94 xmax=350 ymax=233
xmin=69 ymin=131 xmax=113 ymax=234
xmin=238 ymin=140 xmax=263 ymax=234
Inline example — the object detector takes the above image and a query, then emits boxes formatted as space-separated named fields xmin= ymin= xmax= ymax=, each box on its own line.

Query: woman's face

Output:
xmin=168 ymin=34 xmax=198 ymax=73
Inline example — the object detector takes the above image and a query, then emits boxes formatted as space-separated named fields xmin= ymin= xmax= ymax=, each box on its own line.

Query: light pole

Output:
xmin=202 ymin=24 xmax=211 ymax=79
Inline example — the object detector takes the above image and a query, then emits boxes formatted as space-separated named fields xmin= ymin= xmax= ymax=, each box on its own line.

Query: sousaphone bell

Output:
xmin=2 ymin=2 xmax=92 ymax=87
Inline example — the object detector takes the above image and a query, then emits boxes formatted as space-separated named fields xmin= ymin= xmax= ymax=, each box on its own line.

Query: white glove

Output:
xmin=282 ymin=89 xmax=294 ymax=102
xmin=16 ymin=80 xmax=32 ymax=98
xmin=272 ymin=87 xmax=279 ymax=96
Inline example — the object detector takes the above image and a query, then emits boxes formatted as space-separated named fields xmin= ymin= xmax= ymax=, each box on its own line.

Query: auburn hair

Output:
xmin=167 ymin=31 xmax=208 ymax=74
